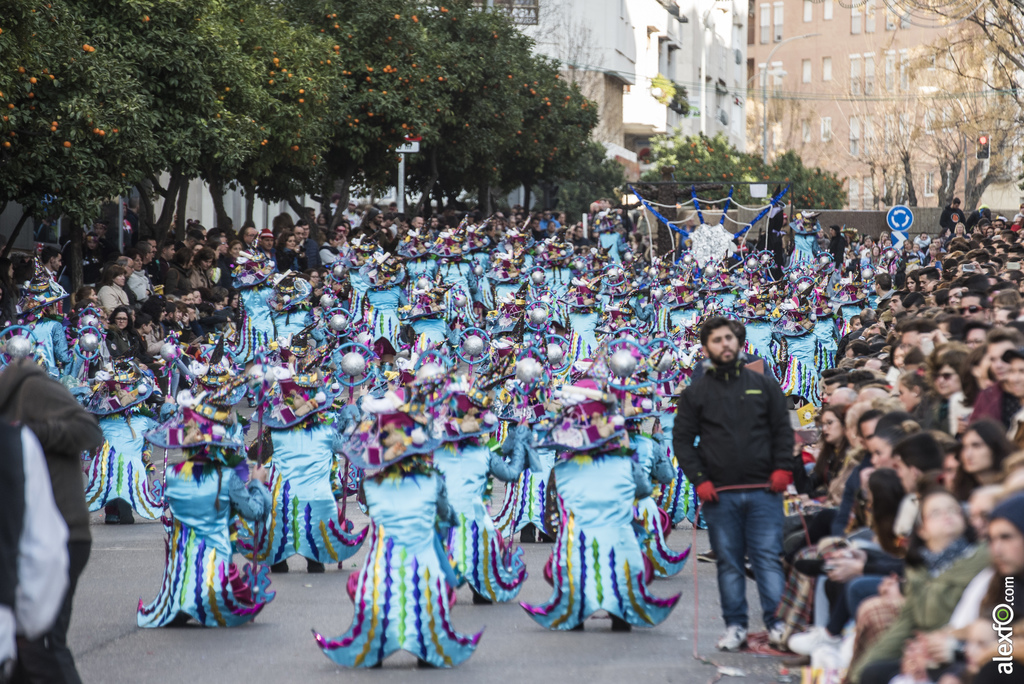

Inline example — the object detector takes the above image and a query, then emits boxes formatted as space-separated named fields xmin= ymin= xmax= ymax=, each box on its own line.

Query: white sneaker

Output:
xmin=810 ymin=642 xmax=845 ymax=670
xmin=716 ymin=625 xmax=748 ymax=651
xmin=768 ymin=622 xmax=788 ymax=649
xmin=788 ymin=626 xmax=840 ymax=656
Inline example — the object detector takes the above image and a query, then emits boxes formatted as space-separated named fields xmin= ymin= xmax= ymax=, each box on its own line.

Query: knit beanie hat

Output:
xmin=990 ymin=493 xmax=1024 ymax=537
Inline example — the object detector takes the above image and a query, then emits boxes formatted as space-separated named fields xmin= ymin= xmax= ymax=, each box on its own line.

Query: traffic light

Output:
xmin=977 ymin=133 xmax=990 ymax=160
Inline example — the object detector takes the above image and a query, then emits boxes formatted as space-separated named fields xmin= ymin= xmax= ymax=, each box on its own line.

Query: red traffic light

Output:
xmin=978 ymin=134 xmax=989 ymax=145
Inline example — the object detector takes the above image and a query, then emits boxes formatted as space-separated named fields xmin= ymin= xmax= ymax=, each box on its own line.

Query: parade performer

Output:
xmin=433 ymin=376 xmax=527 ymax=604
xmin=314 ymin=378 xmax=482 ymax=668
xmin=400 ymin=279 xmax=453 ymax=348
xmin=789 ymin=211 xmax=821 ymax=266
xmin=83 ymin=361 xmax=171 ymax=524
xmin=267 ymin=273 xmax=316 ymax=345
xmin=522 ymin=378 xmax=680 ymax=631
xmin=230 ymin=247 xmax=276 ymax=364
xmin=138 ymin=379 xmax=274 ymax=628
xmin=18 ymin=261 xmax=72 ymax=378
xmin=361 ymin=252 xmax=406 ymax=359
xmin=259 ymin=366 xmax=367 ymax=573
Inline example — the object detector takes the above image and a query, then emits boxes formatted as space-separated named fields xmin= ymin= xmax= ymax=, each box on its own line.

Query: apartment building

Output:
xmin=745 ymin=0 xmax=1022 ymax=210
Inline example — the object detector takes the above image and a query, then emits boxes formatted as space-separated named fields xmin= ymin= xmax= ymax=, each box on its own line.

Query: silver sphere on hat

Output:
xmin=528 ymin=307 xmax=548 ymax=327
xmin=515 ymin=357 xmax=543 ymax=384
xmin=320 ymin=293 xmax=337 ymax=309
xmin=656 ymin=351 xmax=676 ymax=373
xmin=473 ymin=264 xmax=484 ymax=277
xmin=340 ymin=352 xmax=366 ymax=377
xmin=329 ymin=313 xmax=348 ymax=332
xmin=609 ymin=348 xmax=638 ymax=378
xmin=416 ymin=277 xmax=431 ymax=290
xmin=332 ymin=264 xmax=347 ymax=280
xmin=160 ymin=342 xmax=178 ymax=362
xmin=530 ymin=270 xmax=545 ymax=286
xmin=5 ymin=336 xmax=32 ymax=360
xmin=79 ymin=332 xmax=101 ymax=353
xmin=651 ymin=287 xmax=664 ymax=301
xmin=546 ymin=343 xmax=564 ymax=365
xmin=462 ymin=334 xmax=485 ymax=357
xmin=682 ymin=253 xmax=694 ymax=265
xmin=704 ymin=263 xmax=719 ymax=277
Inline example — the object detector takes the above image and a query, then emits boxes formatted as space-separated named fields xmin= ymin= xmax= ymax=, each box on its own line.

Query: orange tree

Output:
xmin=0 ymin=0 xmax=153 ymax=256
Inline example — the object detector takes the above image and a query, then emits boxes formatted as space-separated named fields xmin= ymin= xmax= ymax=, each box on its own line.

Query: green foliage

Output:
xmin=642 ymin=132 xmax=845 ymax=209
xmin=553 ymin=141 xmax=626 ymax=218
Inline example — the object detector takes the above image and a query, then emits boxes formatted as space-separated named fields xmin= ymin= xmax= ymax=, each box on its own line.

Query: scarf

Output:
xmin=920 ymin=535 xmax=973 ymax=578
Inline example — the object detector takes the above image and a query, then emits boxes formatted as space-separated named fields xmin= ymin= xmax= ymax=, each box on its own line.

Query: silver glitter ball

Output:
xmin=473 ymin=264 xmax=484 ymax=277
xmin=546 ymin=343 xmax=564 ymax=365
xmin=530 ymin=270 xmax=546 ymax=286
xmin=416 ymin=277 xmax=431 ymax=291
xmin=462 ymin=335 xmax=484 ymax=357
xmin=528 ymin=307 xmax=549 ymax=327
xmin=79 ymin=332 xmax=100 ymax=353
xmin=5 ymin=336 xmax=32 ymax=359
xmin=746 ymin=257 xmax=758 ymax=270
xmin=798 ymin=280 xmax=812 ymax=293
xmin=760 ymin=253 xmax=773 ymax=265
xmin=340 ymin=351 xmax=366 ymax=377
xmin=609 ymin=348 xmax=638 ymax=378
xmin=682 ymin=253 xmax=694 ymax=265
xmin=861 ymin=267 xmax=874 ymax=280
xmin=651 ymin=287 xmax=664 ymax=302
xmin=515 ymin=357 xmax=543 ymax=384
xmin=160 ymin=342 xmax=178 ymax=362
xmin=329 ymin=314 xmax=348 ymax=332
xmin=332 ymin=264 xmax=347 ymax=281
xmin=454 ymin=293 xmax=468 ymax=308
xmin=320 ymin=293 xmax=337 ymax=309
xmin=622 ymin=251 xmax=633 ymax=263
xmin=788 ymin=271 xmax=800 ymax=283
xmin=704 ymin=263 xmax=719 ymax=277
xmin=656 ymin=351 xmax=676 ymax=373
xmin=80 ymin=314 xmax=99 ymax=328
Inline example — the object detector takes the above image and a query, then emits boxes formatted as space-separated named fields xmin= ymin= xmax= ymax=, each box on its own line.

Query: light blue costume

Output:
xmin=631 ymin=432 xmax=691 ymax=578
xmin=434 ymin=442 xmax=527 ymax=602
xmin=85 ymin=410 xmax=168 ymax=520
xmin=436 ymin=260 xmax=478 ymax=306
xmin=599 ymin=231 xmax=626 ymax=263
xmin=314 ymin=470 xmax=482 ymax=668
xmin=365 ymin=286 xmax=405 ymax=351
xmin=261 ymin=421 xmax=367 ymax=566
xmin=137 ymin=459 xmax=273 ymax=627
xmin=652 ymin=411 xmax=702 ymax=527
xmin=235 ymin=286 xmax=273 ymax=363
xmin=790 ymin=224 xmax=821 ymax=266
xmin=30 ymin=316 xmax=71 ymax=377
xmin=521 ymin=454 xmax=680 ymax=629
xmin=493 ymin=424 xmax=556 ymax=539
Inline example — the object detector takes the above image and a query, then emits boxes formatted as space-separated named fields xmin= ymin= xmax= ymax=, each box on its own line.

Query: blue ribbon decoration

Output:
xmin=718 ymin=186 xmax=735 ymax=227
xmin=733 ymin=185 xmax=790 ymax=239
xmin=691 ymin=186 xmax=705 ymax=226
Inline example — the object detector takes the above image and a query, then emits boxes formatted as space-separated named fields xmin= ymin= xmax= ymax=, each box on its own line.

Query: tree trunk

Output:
xmin=937 ymin=158 xmax=961 ymax=210
xmin=966 ymin=161 xmax=993 ymax=211
xmin=901 ymin=152 xmax=918 ymax=207
xmin=136 ymin=180 xmax=156 ymax=241
xmin=208 ymin=176 xmax=230 ymax=233
xmin=244 ymin=189 xmax=256 ymax=227
xmin=68 ymin=219 xmax=84 ymax=293
xmin=286 ymin=195 xmax=306 ymax=218
xmin=522 ymin=185 xmax=532 ymax=213
xmin=1 ymin=211 xmax=31 ymax=258
xmin=413 ymin=148 xmax=439 ymax=217
xmin=154 ymin=170 xmax=183 ymax=244
xmin=174 ymin=181 xmax=189 ymax=240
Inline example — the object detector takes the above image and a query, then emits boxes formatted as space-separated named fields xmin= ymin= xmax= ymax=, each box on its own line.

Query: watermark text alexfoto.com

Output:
xmin=993 ymin=576 xmax=1015 ymax=675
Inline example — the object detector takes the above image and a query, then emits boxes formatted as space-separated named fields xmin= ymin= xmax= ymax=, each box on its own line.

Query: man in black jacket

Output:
xmin=673 ymin=317 xmax=795 ymax=652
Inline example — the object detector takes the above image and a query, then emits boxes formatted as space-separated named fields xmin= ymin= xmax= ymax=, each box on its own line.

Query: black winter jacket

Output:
xmin=672 ymin=358 xmax=795 ymax=488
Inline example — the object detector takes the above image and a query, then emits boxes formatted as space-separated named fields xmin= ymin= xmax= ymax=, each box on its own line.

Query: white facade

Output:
xmin=521 ymin=0 xmax=747 ymax=175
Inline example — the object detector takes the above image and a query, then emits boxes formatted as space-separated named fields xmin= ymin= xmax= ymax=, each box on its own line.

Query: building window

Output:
xmin=899 ymin=50 xmax=909 ymax=90
xmin=863 ymin=115 xmax=874 ymax=148
xmin=924 ymin=111 xmax=934 ymax=134
xmin=862 ymin=177 xmax=873 ymax=207
xmin=850 ymin=55 xmax=861 ymax=95
xmin=864 ymin=53 xmax=875 ymax=95
xmin=849 ymin=177 xmax=860 ymax=209
xmin=849 ymin=116 xmax=860 ymax=156
xmin=865 ymin=0 xmax=876 ymax=32
xmin=773 ymin=2 xmax=784 ymax=41
xmin=851 ymin=6 xmax=861 ymax=34
xmin=824 ymin=0 xmax=834 ymax=20
xmin=885 ymin=9 xmax=897 ymax=30
xmin=802 ymin=59 xmax=812 ymax=83
xmin=884 ymin=51 xmax=895 ymax=91
xmin=802 ymin=119 xmax=811 ymax=142
xmin=822 ymin=56 xmax=832 ymax=81
xmin=821 ymin=116 xmax=833 ymax=141
xmin=803 ymin=0 xmax=813 ymax=21
xmin=924 ymin=172 xmax=935 ymax=197
xmin=760 ymin=3 xmax=771 ymax=44
xmin=771 ymin=60 xmax=784 ymax=93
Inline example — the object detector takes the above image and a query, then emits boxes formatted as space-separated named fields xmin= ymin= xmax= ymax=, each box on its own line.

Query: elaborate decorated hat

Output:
xmin=19 ymin=261 xmax=68 ymax=315
xmin=430 ymin=229 xmax=465 ymax=258
xmin=144 ymin=387 xmax=246 ymax=452
xmin=363 ymin=252 xmax=405 ymax=289
xmin=336 ymin=387 xmax=441 ymax=471
xmin=83 ymin=360 xmax=157 ymax=415
xmin=267 ymin=273 xmax=313 ymax=312
xmin=564 ymin=275 xmax=602 ymax=311
xmin=232 ymin=249 xmax=275 ymax=289
xmin=790 ymin=211 xmax=821 ymax=235
xmin=341 ymin=234 xmax=377 ymax=268
xmin=462 ymin=226 xmax=491 ymax=254
xmin=398 ymin=229 xmax=432 ymax=259
xmin=535 ymin=234 xmax=574 ymax=267
xmin=772 ymin=307 xmax=816 ymax=336
xmin=437 ymin=377 xmax=498 ymax=442
xmin=486 ymin=250 xmax=523 ymax=283
xmin=263 ymin=366 xmax=344 ymax=429
xmin=601 ymin=264 xmax=632 ymax=300
xmin=661 ymin=278 xmax=698 ymax=310
xmin=537 ymin=379 xmax=629 ymax=455
xmin=400 ymin=280 xmax=451 ymax=321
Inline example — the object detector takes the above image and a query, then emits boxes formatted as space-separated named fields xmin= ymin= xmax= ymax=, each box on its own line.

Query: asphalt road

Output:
xmin=67 ymin=483 xmax=789 ymax=684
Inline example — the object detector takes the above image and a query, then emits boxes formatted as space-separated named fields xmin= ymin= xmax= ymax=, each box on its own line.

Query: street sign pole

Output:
xmin=397 ymin=154 xmax=405 ymax=214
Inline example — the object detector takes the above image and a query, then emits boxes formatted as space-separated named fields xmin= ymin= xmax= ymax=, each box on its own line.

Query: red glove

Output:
xmin=695 ymin=480 xmax=718 ymax=503
xmin=769 ymin=469 xmax=793 ymax=493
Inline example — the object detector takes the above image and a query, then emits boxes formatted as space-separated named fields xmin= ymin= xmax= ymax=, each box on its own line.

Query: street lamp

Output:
xmin=762 ymin=32 xmax=820 ymax=165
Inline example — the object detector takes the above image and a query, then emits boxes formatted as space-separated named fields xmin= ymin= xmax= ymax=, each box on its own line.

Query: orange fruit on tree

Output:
xmin=63 ymin=141 xmax=71 ymax=147
xmin=29 ymin=77 xmax=37 ymax=84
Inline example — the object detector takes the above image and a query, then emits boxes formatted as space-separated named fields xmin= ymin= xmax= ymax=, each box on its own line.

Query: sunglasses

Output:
xmin=936 ymin=372 xmax=958 ymax=381
xmin=960 ymin=305 xmax=982 ymax=314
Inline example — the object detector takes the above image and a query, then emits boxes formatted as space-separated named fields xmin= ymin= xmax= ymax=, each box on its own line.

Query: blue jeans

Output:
xmin=703 ymin=489 xmax=785 ymax=629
